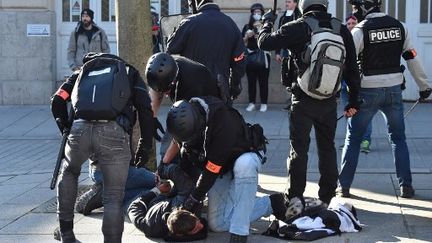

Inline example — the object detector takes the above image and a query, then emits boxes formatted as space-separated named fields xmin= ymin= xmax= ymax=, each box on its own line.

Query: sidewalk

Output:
xmin=0 ymin=102 xmax=431 ymax=242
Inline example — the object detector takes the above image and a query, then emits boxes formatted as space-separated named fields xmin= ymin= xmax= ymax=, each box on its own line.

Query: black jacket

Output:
xmin=166 ymin=3 xmax=246 ymax=97
xmin=170 ymin=56 xmax=220 ymax=102
xmin=180 ymin=97 xmax=250 ymax=201
xmin=258 ymin=11 xmax=360 ymax=104
xmin=275 ymin=8 xmax=302 ymax=55
xmin=51 ymin=54 xmax=154 ymax=150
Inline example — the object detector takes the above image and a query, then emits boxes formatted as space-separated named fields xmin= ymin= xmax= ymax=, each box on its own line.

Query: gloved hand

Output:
xmin=153 ymin=117 xmax=165 ymax=141
xmin=419 ymin=88 xmax=432 ymax=100
xmin=230 ymin=83 xmax=242 ymax=100
xmin=134 ymin=139 xmax=150 ymax=168
xmin=261 ymin=9 xmax=277 ymax=25
xmin=183 ymin=194 xmax=202 ymax=215
xmin=55 ymin=118 xmax=70 ymax=135
xmin=156 ymin=161 xmax=169 ymax=179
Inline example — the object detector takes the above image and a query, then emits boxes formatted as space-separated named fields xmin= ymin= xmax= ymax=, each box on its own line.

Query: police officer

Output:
xmin=338 ymin=0 xmax=432 ymax=198
xmin=166 ymin=0 xmax=246 ymax=105
xmin=165 ymin=97 xmax=274 ymax=243
xmin=145 ymin=52 xmax=220 ymax=165
xmin=51 ymin=53 xmax=154 ymax=243
xmin=258 ymin=0 xmax=361 ymax=205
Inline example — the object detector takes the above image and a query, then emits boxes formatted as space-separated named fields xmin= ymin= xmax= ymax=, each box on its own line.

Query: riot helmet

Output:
xmin=298 ymin=0 xmax=329 ymax=14
xmin=188 ymin=0 xmax=213 ymax=11
xmin=167 ymin=100 xmax=206 ymax=143
xmin=349 ymin=0 xmax=382 ymax=19
xmin=145 ymin=53 xmax=178 ymax=93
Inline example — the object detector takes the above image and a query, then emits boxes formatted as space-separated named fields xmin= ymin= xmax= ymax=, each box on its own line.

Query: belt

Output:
xmin=75 ymin=119 xmax=111 ymax=123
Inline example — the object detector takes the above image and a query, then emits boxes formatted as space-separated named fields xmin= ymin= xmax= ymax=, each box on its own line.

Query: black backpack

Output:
xmin=71 ymin=57 xmax=131 ymax=120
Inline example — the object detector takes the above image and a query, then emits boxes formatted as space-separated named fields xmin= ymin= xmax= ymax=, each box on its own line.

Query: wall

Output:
xmin=0 ymin=0 xmax=56 ymax=105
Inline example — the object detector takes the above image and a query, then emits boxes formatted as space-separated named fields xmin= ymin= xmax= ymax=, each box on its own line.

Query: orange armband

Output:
xmin=55 ymin=88 xmax=70 ymax=101
xmin=206 ymin=160 xmax=222 ymax=174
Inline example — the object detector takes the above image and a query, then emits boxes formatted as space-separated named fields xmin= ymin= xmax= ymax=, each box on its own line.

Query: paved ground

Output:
xmin=0 ymin=102 xmax=431 ymax=242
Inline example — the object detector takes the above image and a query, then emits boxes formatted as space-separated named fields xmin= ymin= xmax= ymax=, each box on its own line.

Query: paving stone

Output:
xmin=0 ymin=213 xmax=57 ymax=234
xmin=1 ymin=173 xmax=50 ymax=186
xmin=0 ymin=204 xmax=35 ymax=220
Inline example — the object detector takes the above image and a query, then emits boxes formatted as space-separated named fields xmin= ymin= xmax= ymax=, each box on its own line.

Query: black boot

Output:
xmin=229 ymin=233 xmax=247 ymax=243
xmin=269 ymin=193 xmax=288 ymax=220
xmin=53 ymin=220 xmax=76 ymax=243
xmin=75 ymin=182 xmax=103 ymax=215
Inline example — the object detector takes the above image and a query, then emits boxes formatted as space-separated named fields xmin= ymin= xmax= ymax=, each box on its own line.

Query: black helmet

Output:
xmin=145 ymin=53 xmax=178 ymax=93
xmin=250 ymin=3 xmax=264 ymax=13
xmin=167 ymin=100 xmax=206 ymax=143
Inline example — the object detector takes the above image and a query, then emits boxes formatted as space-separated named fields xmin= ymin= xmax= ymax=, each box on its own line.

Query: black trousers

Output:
xmin=246 ymin=60 xmax=270 ymax=104
xmin=287 ymin=90 xmax=338 ymax=204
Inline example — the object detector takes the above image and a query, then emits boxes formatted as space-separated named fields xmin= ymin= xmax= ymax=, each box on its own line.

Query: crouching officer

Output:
xmin=165 ymin=96 xmax=270 ymax=243
xmin=338 ymin=0 xmax=432 ymax=198
xmin=258 ymin=0 xmax=361 ymax=205
xmin=51 ymin=53 xmax=154 ymax=243
xmin=145 ymin=52 xmax=220 ymax=165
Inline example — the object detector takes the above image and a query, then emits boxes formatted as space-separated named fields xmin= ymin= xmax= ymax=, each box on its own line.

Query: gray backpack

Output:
xmin=298 ymin=17 xmax=346 ymax=100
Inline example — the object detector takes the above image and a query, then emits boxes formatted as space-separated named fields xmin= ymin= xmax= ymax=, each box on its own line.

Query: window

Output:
xmin=336 ymin=0 xmax=405 ymax=23
xmin=101 ymin=0 xmax=116 ymax=22
xmin=62 ymin=0 xmax=90 ymax=22
xmin=420 ymin=0 xmax=432 ymax=23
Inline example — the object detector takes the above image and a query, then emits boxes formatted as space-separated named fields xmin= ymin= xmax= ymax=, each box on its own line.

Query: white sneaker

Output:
xmin=246 ymin=103 xmax=255 ymax=112
xmin=260 ymin=104 xmax=267 ymax=112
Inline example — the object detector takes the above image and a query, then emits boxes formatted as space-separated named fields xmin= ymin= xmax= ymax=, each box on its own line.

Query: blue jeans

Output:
xmin=339 ymin=85 xmax=412 ymax=188
xmin=207 ymin=152 xmax=272 ymax=236
xmin=341 ymin=81 xmax=372 ymax=143
xmin=91 ymin=166 xmax=156 ymax=208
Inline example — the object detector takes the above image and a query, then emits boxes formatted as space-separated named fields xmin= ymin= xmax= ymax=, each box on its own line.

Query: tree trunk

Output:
xmin=116 ymin=0 xmax=157 ymax=171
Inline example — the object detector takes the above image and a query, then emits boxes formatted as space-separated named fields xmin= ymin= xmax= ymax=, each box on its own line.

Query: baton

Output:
xmin=273 ymin=0 xmax=278 ymax=15
xmin=404 ymin=99 xmax=420 ymax=119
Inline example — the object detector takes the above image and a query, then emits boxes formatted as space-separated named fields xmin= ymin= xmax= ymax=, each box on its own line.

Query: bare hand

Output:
xmin=245 ymin=30 xmax=254 ymax=38
xmin=344 ymin=108 xmax=358 ymax=118
xmin=275 ymin=54 xmax=282 ymax=63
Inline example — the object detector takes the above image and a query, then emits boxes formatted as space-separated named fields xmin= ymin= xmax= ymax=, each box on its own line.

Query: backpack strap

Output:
xmin=304 ymin=17 xmax=320 ymax=33
xmin=330 ymin=18 xmax=342 ymax=35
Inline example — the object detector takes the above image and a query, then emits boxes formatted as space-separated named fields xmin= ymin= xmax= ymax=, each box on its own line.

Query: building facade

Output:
xmin=0 ymin=0 xmax=431 ymax=104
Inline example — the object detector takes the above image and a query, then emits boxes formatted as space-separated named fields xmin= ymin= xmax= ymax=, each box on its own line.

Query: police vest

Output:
xmin=361 ymin=15 xmax=405 ymax=76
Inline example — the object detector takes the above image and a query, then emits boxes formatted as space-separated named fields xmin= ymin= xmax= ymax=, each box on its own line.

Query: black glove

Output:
xmin=183 ymin=194 xmax=202 ymax=215
xmin=230 ymin=83 xmax=242 ymax=100
xmin=55 ymin=118 xmax=70 ymax=135
xmin=153 ymin=117 xmax=165 ymax=142
xmin=344 ymin=100 xmax=361 ymax=112
xmin=134 ymin=139 xmax=150 ymax=168
xmin=157 ymin=161 xmax=169 ymax=179
xmin=419 ymin=88 xmax=432 ymax=100
xmin=261 ymin=10 xmax=277 ymax=25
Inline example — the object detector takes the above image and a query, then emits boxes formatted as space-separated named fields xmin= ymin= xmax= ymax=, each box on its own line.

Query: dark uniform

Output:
xmin=166 ymin=2 xmax=246 ymax=103
xmin=51 ymin=53 xmax=154 ymax=243
xmin=339 ymin=9 xmax=432 ymax=198
xmin=258 ymin=9 xmax=361 ymax=204
xmin=170 ymin=56 xmax=220 ymax=102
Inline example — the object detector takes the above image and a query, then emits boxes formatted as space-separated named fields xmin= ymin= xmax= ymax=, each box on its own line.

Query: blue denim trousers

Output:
xmin=207 ymin=152 xmax=272 ymax=236
xmin=341 ymin=81 xmax=372 ymax=143
xmin=57 ymin=120 xmax=130 ymax=243
xmin=339 ymin=85 xmax=412 ymax=188
xmin=91 ymin=166 xmax=156 ymax=208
